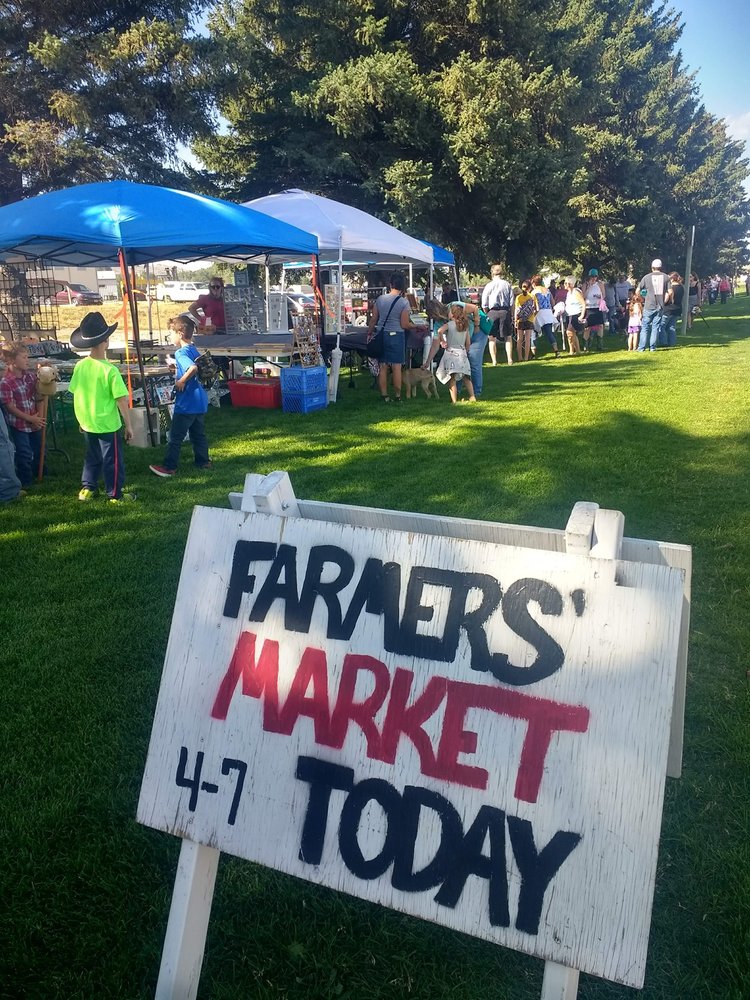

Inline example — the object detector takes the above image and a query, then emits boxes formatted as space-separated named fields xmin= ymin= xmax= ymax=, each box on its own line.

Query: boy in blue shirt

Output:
xmin=149 ymin=315 xmax=211 ymax=477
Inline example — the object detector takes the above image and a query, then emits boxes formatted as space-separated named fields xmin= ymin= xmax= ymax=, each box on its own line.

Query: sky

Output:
xmin=672 ymin=0 xmax=750 ymax=141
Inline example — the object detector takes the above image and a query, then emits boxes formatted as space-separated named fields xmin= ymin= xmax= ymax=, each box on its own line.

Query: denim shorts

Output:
xmin=382 ymin=330 xmax=405 ymax=365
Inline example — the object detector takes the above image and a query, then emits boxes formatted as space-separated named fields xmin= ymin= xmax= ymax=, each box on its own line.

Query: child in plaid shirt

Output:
xmin=0 ymin=343 xmax=45 ymax=486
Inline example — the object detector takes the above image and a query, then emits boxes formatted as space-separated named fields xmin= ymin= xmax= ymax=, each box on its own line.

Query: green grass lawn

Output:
xmin=2 ymin=296 xmax=749 ymax=999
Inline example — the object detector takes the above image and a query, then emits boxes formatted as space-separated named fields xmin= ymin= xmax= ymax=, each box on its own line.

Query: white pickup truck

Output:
xmin=155 ymin=280 xmax=208 ymax=302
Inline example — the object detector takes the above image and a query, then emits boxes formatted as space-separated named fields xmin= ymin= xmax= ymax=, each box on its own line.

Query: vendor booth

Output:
xmin=245 ymin=190 xmax=457 ymax=393
xmin=245 ymin=189 xmax=458 ymax=333
xmin=0 ymin=180 xmax=319 ymax=441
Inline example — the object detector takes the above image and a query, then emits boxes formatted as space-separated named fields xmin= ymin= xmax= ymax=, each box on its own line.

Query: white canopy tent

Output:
xmin=246 ymin=189 xmax=435 ymax=267
xmin=244 ymin=189 xmax=458 ymax=333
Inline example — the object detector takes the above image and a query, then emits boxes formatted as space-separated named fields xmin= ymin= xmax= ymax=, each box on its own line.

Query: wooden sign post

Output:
xmin=138 ymin=473 xmax=691 ymax=999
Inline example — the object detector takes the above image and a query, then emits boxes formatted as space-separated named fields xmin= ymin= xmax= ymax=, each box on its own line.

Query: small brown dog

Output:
xmin=402 ymin=366 xmax=439 ymax=399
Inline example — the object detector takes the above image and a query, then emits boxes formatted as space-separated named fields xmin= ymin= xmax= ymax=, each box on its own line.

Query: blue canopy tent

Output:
xmin=0 ymin=180 xmax=319 ymax=442
xmin=0 ymin=180 xmax=318 ymax=267
xmin=421 ymin=240 xmax=455 ymax=266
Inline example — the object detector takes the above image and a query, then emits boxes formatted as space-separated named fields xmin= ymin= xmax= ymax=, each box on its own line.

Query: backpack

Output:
xmin=194 ymin=350 xmax=219 ymax=389
xmin=517 ymin=297 xmax=535 ymax=322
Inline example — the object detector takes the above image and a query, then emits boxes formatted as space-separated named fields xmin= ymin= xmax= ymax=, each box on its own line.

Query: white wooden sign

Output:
xmin=138 ymin=499 xmax=684 ymax=991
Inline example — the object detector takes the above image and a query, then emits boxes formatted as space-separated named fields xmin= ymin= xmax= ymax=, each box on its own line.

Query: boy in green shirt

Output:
xmin=69 ymin=312 xmax=135 ymax=503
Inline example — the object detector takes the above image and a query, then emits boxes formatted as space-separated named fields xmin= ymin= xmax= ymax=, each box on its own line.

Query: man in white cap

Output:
xmin=637 ymin=258 xmax=668 ymax=352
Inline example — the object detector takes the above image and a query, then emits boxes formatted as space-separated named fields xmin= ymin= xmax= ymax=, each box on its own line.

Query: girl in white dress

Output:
xmin=432 ymin=305 xmax=476 ymax=403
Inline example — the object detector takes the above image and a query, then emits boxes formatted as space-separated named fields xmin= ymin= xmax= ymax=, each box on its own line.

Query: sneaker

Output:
xmin=78 ymin=488 xmax=96 ymax=501
xmin=197 ymin=462 xmax=213 ymax=470
xmin=149 ymin=465 xmax=176 ymax=477
xmin=109 ymin=491 xmax=137 ymax=504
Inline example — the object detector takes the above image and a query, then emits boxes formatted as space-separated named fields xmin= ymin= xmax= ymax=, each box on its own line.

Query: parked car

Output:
xmin=47 ymin=282 xmax=103 ymax=306
xmin=286 ymin=292 xmax=317 ymax=315
xmin=459 ymin=286 xmax=482 ymax=305
xmin=155 ymin=281 xmax=209 ymax=302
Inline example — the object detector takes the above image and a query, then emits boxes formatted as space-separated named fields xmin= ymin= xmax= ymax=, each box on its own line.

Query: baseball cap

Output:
xmin=588 ymin=268 xmax=598 ymax=276
xmin=651 ymin=258 xmax=663 ymax=269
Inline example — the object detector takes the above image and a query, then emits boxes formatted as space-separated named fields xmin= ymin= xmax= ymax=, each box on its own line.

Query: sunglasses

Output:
xmin=209 ymin=284 xmax=222 ymax=289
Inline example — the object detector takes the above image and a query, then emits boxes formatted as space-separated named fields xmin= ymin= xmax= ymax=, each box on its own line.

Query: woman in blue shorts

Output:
xmin=367 ymin=272 xmax=418 ymax=402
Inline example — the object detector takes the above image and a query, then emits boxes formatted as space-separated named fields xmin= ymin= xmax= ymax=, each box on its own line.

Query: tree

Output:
xmin=202 ymin=0 xmax=749 ymax=276
xmin=558 ymin=0 xmax=750 ymax=276
xmin=0 ymin=1 xmax=219 ymax=206
xmin=199 ymin=0 xmax=588 ymax=271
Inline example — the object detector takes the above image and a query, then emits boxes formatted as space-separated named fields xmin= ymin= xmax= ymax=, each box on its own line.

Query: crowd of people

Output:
xmin=0 ymin=257 xmax=741 ymax=499
xmin=366 ymin=260 xmax=738 ymax=402
xmin=0 ymin=309 xmax=213 ymax=504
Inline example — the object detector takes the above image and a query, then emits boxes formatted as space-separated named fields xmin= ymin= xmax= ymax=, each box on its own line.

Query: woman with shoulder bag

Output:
xmin=367 ymin=272 xmax=417 ymax=403
xmin=564 ymin=276 xmax=585 ymax=355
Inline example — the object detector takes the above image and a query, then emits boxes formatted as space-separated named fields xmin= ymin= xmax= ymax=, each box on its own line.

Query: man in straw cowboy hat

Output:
xmin=68 ymin=311 xmax=136 ymax=503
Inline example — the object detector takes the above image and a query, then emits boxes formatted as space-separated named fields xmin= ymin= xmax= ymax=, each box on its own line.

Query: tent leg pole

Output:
xmin=145 ymin=263 xmax=154 ymax=338
xmin=264 ymin=264 xmax=271 ymax=331
xmin=119 ymin=249 xmax=156 ymax=447
xmin=338 ymin=241 xmax=344 ymax=336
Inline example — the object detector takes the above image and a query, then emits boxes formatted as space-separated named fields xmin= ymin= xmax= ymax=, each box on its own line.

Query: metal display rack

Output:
xmin=0 ymin=261 xmax=60 ymax=341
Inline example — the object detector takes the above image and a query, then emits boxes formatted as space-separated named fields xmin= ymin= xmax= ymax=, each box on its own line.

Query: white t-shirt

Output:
xmin=584 ymin=281 xmax=602 ymax=308
xmin=565 ymin=289 xmax=584 ymax=316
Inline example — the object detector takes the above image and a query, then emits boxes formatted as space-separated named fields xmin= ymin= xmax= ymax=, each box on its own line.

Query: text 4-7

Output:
xmin=175 ymin=746 xmax=247 ymax=825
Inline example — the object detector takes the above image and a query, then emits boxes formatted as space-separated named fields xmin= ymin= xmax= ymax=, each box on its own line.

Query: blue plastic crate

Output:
xmin=282 ymin=390 xmax=328 ymax=414
xmin=280 ymin=365 xmax=327 ymax=395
